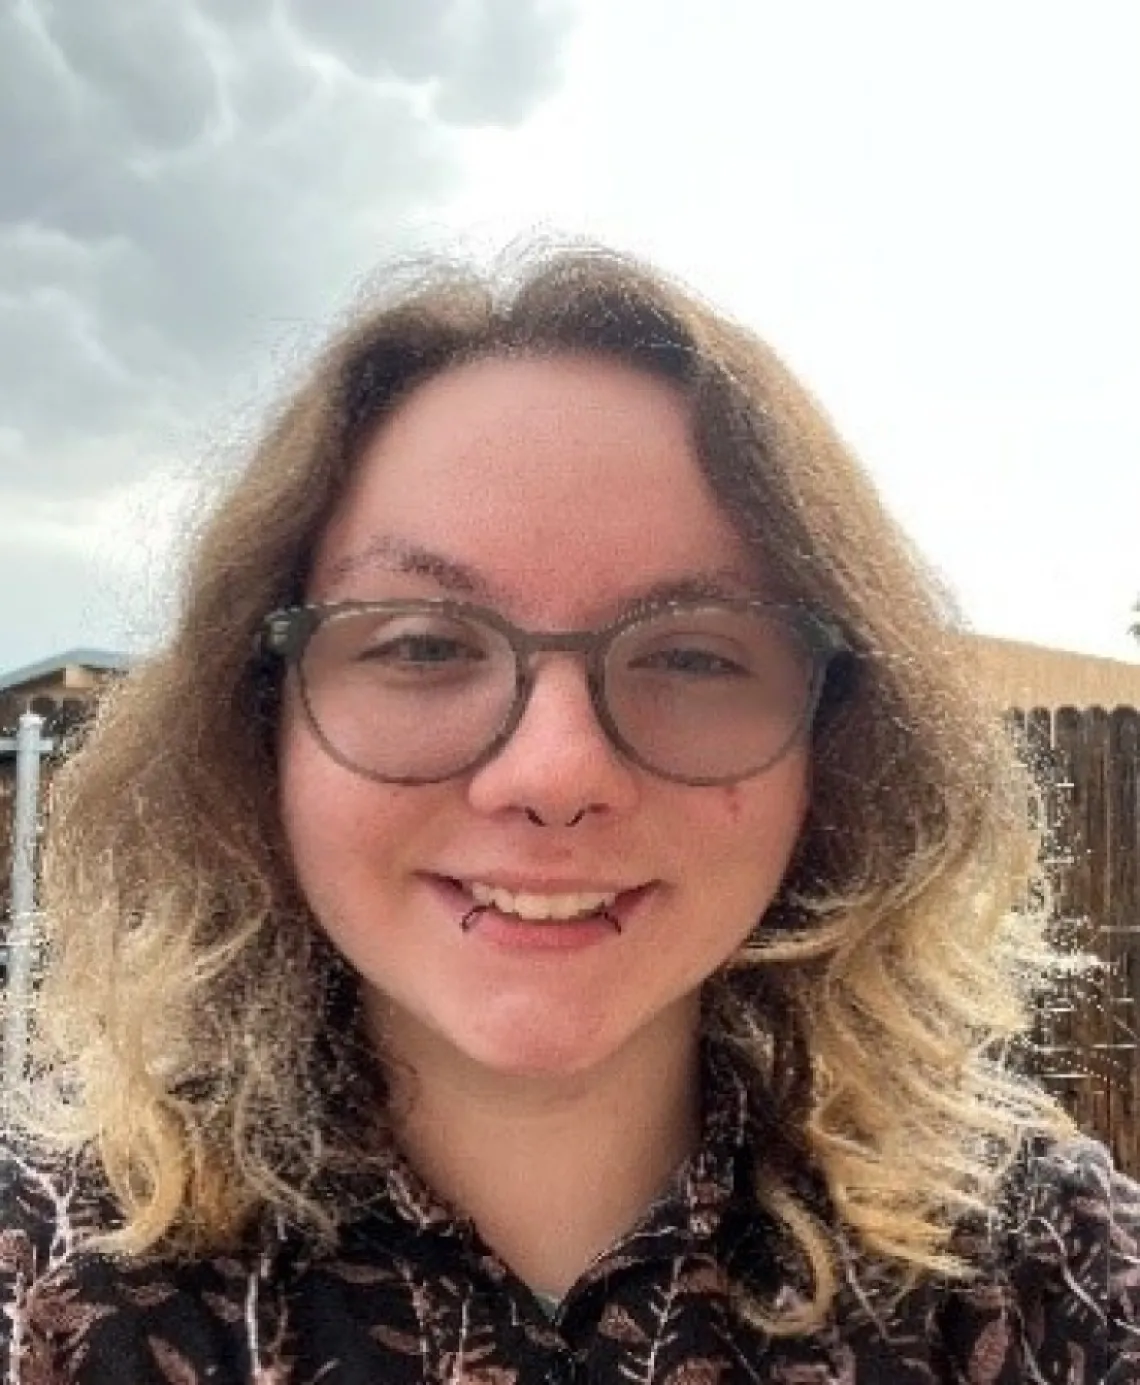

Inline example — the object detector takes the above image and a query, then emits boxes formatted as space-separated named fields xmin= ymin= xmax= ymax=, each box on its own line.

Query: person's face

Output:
xmin=279 ymin=354 xmax=810 ymax=1080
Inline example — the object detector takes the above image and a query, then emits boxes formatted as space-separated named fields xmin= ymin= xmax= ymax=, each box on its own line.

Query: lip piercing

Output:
xmin=461 ymin=904 xmax=490 ymax=932
xmin=459 ymin=904 xmax=622 ymax=933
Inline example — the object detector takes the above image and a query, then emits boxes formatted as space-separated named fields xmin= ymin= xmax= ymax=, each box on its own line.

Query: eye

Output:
xmin=629 ymin=644 xmax=752 ymax=678
xmin=357 ymin=631 xmax=487 ymax=668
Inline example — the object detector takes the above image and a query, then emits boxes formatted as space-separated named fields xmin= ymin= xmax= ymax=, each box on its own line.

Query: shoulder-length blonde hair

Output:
xmin=26 ymin=243 xmax=1068 ymax=1333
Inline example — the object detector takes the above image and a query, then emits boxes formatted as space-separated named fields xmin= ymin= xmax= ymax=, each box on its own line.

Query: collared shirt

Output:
xmin=2 ymin=1045 xmax=1138 ymax=1383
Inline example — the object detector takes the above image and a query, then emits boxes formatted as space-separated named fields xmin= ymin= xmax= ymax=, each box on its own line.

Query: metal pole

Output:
xmin=3 ymin=712 xmax=49 ymax=1097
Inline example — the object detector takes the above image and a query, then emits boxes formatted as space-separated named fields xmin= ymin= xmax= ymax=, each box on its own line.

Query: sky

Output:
xmin=2 ymin=0 xmax=1138 ymax=675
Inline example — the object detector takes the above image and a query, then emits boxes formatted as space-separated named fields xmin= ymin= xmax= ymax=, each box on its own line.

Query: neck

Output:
xmin=384 ymin=1014 xmax=703 ymax=1298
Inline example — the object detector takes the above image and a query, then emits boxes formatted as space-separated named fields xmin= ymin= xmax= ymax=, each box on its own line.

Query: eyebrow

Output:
xmin=622 ymin=573 xmax=758 ymax=611
xmin=321 ymin=535 xmax=758 ymax=615
xmin=322 ymin=536 xmax=498 ymax=601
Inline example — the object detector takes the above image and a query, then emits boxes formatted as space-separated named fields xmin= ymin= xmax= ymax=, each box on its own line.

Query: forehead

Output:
xmin=310 ymin=354 xmax=761 ymax=619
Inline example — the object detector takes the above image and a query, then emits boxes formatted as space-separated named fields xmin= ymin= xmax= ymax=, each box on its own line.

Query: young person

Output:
xmin=2 ymin=246 xmax=1137 ymax=1382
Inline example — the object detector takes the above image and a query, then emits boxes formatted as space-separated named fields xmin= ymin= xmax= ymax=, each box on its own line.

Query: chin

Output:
xmin=457 ymin=1023 xmax=616 ymax=1080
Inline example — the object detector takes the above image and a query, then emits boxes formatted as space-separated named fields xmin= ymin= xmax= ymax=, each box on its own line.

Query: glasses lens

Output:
xmin=299 ymin=607 xmax=516 ymax=781
xmin=604 ymin=605 xmax=818 ymax=781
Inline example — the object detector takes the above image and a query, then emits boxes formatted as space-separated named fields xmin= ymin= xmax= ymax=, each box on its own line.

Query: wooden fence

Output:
xmin=3 ymin=704 xmax=1139 ymax=1173
xmin=1009 ymin=705 xmax=1139 ymax=1177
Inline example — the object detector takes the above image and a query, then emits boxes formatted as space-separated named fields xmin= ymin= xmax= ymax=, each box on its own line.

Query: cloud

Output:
xmin=282 ymin=0 xmax=567 ymax=124
xmin=0 ymin=481 xmax=176 ymax=669
xmin=0 ymin=0 xmax=573 ymax=511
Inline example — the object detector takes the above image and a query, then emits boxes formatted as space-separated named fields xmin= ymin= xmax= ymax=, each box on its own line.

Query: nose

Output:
xmin=464 ymin=655 xmax=640 ymax=823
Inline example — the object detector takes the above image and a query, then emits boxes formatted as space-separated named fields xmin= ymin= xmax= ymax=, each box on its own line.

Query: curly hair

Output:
xmin=22 ymin=241 xmax=1070 ymax=1334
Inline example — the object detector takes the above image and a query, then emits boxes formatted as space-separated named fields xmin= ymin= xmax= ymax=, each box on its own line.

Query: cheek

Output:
xmin=694 ymin=756 xmax=811 ymax=888
xmin=277 ymin=749 xmax=349 ymax=918
xmin=719 ymin=784 xmax=748 ymax=826
xmin=278 ymin=702 xmax=333 ymax=849
xmin=279 ymin=687 xmax=383 ymax=841
xmin=277 ymin=708 xmax=454 ymax=906
xmin=278 ymin=719 xmax=394 ymax=891
xmin=276 ymin=692 xmax=314 ymax=834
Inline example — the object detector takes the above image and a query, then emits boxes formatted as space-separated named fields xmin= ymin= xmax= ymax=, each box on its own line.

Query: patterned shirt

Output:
xmin=2 ymin=1049 xmax=1138 ymax=1383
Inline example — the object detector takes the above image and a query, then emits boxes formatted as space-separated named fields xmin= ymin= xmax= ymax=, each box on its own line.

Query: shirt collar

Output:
xmin=308 ymin=1037 xmax=762 ymax=1264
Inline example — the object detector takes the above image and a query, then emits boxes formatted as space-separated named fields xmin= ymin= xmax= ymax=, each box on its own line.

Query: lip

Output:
xmin=433 ymin=872 xmax=650 ymax=895
xmin=422 ymin=874 xmax=658 ymax=951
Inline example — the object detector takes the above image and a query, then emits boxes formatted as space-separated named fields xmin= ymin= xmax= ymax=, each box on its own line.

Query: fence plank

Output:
xmin=1083 ymin=709 xmax=1112 ymax=1144
xmin=1016 ymin=703 xmax=1140 ymax=1177
xmin=1107 ymin=708 xmax=1140 ymax=1177
xmin=1042 ymin=707 xmax=1086 ymax=1104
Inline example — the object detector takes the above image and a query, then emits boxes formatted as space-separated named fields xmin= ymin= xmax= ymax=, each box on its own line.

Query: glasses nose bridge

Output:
xmin=519 ymin=625 xmax=604 ymax=666
xmin=511 ymin=625 xmax=610 ymax=723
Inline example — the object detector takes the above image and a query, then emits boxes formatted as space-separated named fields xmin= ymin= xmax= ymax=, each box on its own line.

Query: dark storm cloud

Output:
xmin=0 ymin=0 xmax=573 ymax=504
xmin=35 ymin=3 xmax=219 ymax=153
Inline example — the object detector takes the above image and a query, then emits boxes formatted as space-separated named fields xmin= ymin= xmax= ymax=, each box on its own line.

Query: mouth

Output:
xmin=429 ymin=876 xmax=656 ymax=936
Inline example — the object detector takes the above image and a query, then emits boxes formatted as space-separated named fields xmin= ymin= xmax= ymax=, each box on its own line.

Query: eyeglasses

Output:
xmin=261 ymin=597 xmax=848 ymax=787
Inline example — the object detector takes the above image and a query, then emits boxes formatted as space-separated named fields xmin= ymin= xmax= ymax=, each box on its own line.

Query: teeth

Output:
xmin=467 ymin=881 xmax=619 ymax=922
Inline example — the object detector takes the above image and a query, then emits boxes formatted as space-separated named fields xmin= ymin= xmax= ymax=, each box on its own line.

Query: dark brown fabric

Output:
xmin=2 ymin=1048 xmax=1138 ymax=1382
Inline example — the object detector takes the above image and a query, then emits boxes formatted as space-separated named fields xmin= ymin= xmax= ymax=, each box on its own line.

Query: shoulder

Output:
xmin=0 ymin=1138 xmax=100 ymax=1379
xmin=1013 ymin=1132 xmax=1138 ymax=1242
xmin=0 ymin=1137 xmax=91 ymax=1277
xmin=0 ymin=1141 xmax=255 ymax=1383
xmin=1011 ymin=1136 xmax=1138 ymax=1326
xmin=943 ymin=1134 xmax=1140 ymax=1381
xmin=1005 ymin=1133 xmax=1138 ymax=1281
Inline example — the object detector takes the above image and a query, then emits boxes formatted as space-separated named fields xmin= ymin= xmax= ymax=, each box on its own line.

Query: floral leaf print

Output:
xmin=768 ymin=1359 xmax=854 ymax=1385
xmin=370 ymin=1322 xmax=425 ymax=1354
xmin=964 ymin=1316 xmax=1011 ymax=1385
xmin=326 ymin=1260 xmax=400 ymax=1287
xmin=0 ymin=1229 xmax=33 ymax=1278
xmin=32 ymin=1276 xmax=117 ymax=1367
xmin=674 ymin=1260 xmax=723 ymax=1298
xmin=439 ymin=1297 xmax=510 ymax=1380
xmin=149 ymin=1334 xmax=201 ymax=1384
xmin=120 ymin=1281 xmax=181 ymax=1310
xmin=599 ymin=1302 xmax=650 ymax=1345
xmin=387 ymin=1258 xmax=437 ymax=1377
xmin=1066 ymin=1340 xmax=1087 ymax=1380
xmin=617 ymin=1258 xmax=692 ymax=1384
xmin=3 ymin=1064 xmax=1140 ymax=1383
xmin=201 ymin=1289 xmax=246 ymax=1325
xmin=660 ymin=1360 xmax=728 ymax=1384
